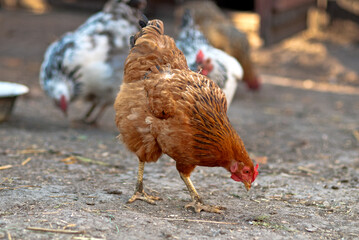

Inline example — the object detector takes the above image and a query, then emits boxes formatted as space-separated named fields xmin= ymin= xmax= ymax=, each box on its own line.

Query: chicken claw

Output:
xmin=185 ymin=201 xmax=226 ymax=214
xmin=128 ymin=191 xmax=162 ymax=205
xmin=127 ymin=161 xmax=162 ymax=205
xmin=179 ymin=172 xmax=225 ymax=213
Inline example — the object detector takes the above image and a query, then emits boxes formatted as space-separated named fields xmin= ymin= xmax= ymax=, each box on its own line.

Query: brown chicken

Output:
xmin=114 ymin=18 xmax=258 ymax=213
xmin=176 ymin=1 xmax=261 ymax=90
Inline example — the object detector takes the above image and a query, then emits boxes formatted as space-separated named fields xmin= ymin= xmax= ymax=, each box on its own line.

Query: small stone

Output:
xmin=211 ymin=229 xmax=220 ymax=237
xmin=331 ymin=185 xmax=339 ymax=190
xmin=219 ymin=230 xmax=227 ymax=235
xmin=162 ymin=232 xmax=173 ymax=239
xmin=305 ymin=226 xmax=317 ymax=232
xmin=105 ymin=189 xmax=122 ymax=195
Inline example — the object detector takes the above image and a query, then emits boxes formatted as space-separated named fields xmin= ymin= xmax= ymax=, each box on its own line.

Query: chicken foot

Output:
xmin=179 ymin=172 xmax=225 ymax=214
xmin=128 ymin=161 xmax=162 ymax=205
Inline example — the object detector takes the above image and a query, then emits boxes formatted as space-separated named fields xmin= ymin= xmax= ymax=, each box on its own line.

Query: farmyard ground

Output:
xmin=0 ymin=9 xmax=358 ymax=240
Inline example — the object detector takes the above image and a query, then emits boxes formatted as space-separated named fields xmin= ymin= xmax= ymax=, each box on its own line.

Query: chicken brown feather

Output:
xmin=114 ymin=19 xmax=258 ymax=213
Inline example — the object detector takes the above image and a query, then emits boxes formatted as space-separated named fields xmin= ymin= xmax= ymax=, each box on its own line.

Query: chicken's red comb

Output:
xmin=245 ymin=77 xmax=261 ymax=91
xmin=252 ymin=164 xmax=259 ymax=182
xmin=196 ymin=50 xmax=204 ymax=63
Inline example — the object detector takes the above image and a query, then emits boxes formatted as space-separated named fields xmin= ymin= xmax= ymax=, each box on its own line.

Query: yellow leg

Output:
xmin=179 ymin=172 xmax=225 ymax=213
xmin=128 ymin=161 xmax=161 ymax=204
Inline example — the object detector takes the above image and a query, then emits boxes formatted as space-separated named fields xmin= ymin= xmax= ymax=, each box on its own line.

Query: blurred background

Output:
xmin=1 ymin=0 xmax=358 ymax=94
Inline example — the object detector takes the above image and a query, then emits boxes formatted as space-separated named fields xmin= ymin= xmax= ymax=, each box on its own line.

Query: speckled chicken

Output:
xmin=40 ymin=0 xmax=146 ymax=124
xmin=176 ymin=10 xmax=243 ymax=106
xmin=177 ymin=1 xmax=261 ymax=90
xmin=114 ymin=18 xmax=258 ymax=213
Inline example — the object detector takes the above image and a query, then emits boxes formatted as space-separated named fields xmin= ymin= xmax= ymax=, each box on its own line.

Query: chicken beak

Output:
xmin=243 ymin=181 xmax=252 ymax=191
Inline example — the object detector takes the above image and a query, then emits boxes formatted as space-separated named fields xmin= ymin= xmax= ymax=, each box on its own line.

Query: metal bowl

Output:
xmin=0 ymin=81 xmax=29 ymax=122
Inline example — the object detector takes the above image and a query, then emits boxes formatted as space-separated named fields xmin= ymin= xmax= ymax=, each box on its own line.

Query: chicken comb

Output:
xmin=196 ymin=50 xmax=204 ymax=63
xmin=252 ymin=164 xmax=259 ymax=182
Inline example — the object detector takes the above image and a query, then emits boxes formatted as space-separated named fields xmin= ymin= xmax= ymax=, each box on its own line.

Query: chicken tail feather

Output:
xmin=140 ymin=14 xmax=148 ymax=26
xmin=124 ymin=19 xmax=188 ymax=83
xmin=129 ymin=35 xmax=135 ymax=48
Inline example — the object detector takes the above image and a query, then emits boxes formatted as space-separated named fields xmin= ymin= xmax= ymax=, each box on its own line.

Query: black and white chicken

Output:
xmin=40 ymin=0 xmax=146 ymax=124
xmin=176 ymin=10 xmax=243 ymax=106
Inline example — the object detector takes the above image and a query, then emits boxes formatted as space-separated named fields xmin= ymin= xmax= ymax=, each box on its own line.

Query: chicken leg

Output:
xmin=179 ymin=172 xmax=225 ymax=213
xmin=85 ymin=103 xmax=108 ymax=125
xmin=72 ymin=102 xmax=97 ymax=125
xmin=82 ymin=102 xmax=97 ymax=122
xmin=128 ymin=161 xmax=161 ymax=204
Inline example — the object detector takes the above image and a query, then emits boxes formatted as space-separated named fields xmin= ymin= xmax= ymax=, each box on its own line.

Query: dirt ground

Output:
xmin=0 ymin=7 xmax=359 ymax=240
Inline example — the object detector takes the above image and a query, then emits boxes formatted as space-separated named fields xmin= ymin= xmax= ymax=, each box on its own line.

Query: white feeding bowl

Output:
xmin=0 ymin=81 xmax=29 ymax=122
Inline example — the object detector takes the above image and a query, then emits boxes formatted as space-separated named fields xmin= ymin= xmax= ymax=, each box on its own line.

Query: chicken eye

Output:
xmin=245 ymin=170 xmax=249 ymax=174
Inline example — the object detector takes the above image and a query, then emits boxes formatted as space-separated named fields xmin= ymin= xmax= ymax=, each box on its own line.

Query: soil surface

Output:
xmin=1 ymin=8 xmax=359 ymax=240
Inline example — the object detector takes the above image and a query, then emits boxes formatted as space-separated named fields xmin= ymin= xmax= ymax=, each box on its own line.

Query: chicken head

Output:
xmin=230 ymin=162 xmax=258 ymax=191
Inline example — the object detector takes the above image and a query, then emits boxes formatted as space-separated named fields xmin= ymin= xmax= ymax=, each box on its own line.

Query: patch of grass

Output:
xmin=0 ymin=211 xmax=13 ymax=216
xmin=106 ymin=214 xmax=115 ymax=221
xmin=254 ymin=215 xmax=270 ymax=222
xmin=230 ymin=193 xmax=241 ymax=199
xmin=53 ymin=204 xmax=62 ymax=209
xmin=250 ymin=215 xmax=295 ymax=232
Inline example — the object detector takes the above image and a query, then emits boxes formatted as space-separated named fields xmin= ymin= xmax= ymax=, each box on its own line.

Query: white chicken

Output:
xmin=40 ymin=0 xmax=146 ymax=124
xmin=176 ymin=10 xmax=243 ymax=106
